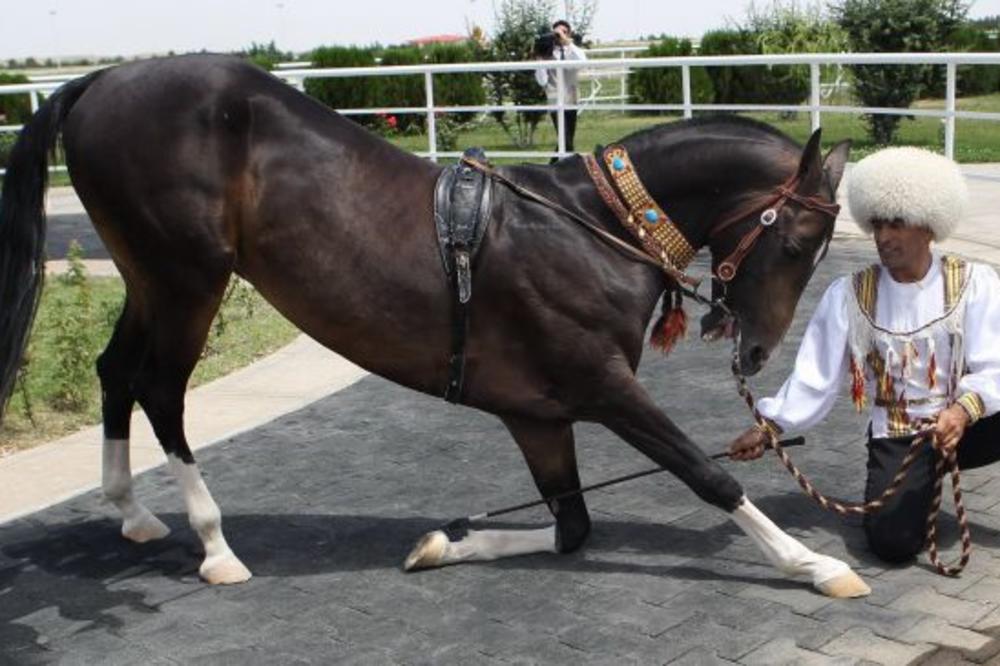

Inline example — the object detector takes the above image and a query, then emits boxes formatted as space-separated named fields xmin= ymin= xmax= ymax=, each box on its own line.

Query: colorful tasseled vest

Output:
xmin=848 ymin=255 xmax=970 ymax=436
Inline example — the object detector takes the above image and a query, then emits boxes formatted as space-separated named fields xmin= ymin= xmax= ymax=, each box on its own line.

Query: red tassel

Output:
xmin=850 ymin=356 xmax=867 ymax=412
xmin=651 ymin=306 xmax=687 ymax=354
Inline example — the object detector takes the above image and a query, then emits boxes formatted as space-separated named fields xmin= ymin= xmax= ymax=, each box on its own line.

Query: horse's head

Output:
xmin=704 ymin=129 xmax=850 ymax=375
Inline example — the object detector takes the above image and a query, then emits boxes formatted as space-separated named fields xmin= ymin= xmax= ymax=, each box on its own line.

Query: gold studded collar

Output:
xmin=583 ymin=145 xmax=696 ymax=275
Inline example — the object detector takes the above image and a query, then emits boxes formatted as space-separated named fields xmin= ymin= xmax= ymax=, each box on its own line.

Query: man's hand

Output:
xmin=934 ymin=403 xmax=970 ymax=454
xmin=728 ymin=425 xmax=768 ymax=461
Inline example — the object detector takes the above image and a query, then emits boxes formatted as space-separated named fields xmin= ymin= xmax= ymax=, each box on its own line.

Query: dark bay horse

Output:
xmin=0 ymin=54 xmax=864 ymax=596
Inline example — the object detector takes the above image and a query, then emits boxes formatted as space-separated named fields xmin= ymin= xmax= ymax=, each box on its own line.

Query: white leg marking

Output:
xmin=102 ymin=438 xmax=170 ymax=542
xmin=404 ymin=526 xmax=557 ymax=571
xmin=167 ymin=455 xmax=251 ymax=584
xmin=729 ymin=496 xmax=870 ymax=598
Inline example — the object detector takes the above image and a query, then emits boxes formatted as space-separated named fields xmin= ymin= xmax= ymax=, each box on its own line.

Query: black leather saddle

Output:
xmin=434 ymin=147 xmax=493 ymax=305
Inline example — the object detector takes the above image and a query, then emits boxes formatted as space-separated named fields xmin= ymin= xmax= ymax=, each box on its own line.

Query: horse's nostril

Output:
xmin=750 ymin=346 xmax=769 ymax=366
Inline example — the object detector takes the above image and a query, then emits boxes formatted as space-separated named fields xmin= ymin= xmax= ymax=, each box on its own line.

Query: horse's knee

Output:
xmin=552 ymin=497 xmax=590 ymax=553
xmin=688 ymin=463 xmax=743 ymax=512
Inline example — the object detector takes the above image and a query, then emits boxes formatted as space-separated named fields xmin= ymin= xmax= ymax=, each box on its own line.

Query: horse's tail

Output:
xmin=0 ymin=70 xmax=102 ymax=424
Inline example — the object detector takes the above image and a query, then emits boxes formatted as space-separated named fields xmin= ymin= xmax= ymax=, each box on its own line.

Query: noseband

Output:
xmin=584 ymin=144 xmax=841 ymax=284
xmin=710 ymin=174 xmax=842 ymax=282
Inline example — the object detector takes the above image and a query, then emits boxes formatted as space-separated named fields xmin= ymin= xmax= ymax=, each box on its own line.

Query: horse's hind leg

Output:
xmin=98 ymin=299 xmax=170 ymax=543
xmin=131 ymin=278 xmax=251 ymax=585
xmin=405 ymin=417 xmax=585 ymax=570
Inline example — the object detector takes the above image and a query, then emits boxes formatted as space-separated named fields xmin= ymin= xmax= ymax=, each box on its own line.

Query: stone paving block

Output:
xmin=736 ymin=578 xmax=836 ymax=615
xmin=898 ymin=617 xmax=993 ymax=651
xmin=959 ymin=575 xmax=1000 ymax=605
xmin=667 ymin=646 xmax=739 ymax=665
xmin=653 ymin=614 xmax=769 ymax=662
xmin=556 ymin=620 xmax=675 ymax=662
xmin=819 ymin=627 xmax=935 ymax=665
xmin=811 ymin=602 xmax=927 ymax=642
xmin=888 ymin=588 xmax=995 ymax=627
xmin=741 ymin=637 xmax=857 ymax=666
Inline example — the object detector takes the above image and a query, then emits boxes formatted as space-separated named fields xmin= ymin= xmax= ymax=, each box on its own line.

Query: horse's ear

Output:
xmin=796 ymin=128 xmax=823 ymax=180
xmin=822 ymin=139 xmax=852 ymax=194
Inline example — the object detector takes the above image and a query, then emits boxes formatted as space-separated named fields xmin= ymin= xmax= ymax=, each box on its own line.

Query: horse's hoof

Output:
xmin=404 ymin=530 xmax=449 ymax=571
xmin=121 ymin=511 xmax=171 ymax=543
xmin=815 ymin=570 xmax=870 ymax=598
xmin=200 ymin=552 xmax=252 ymax=585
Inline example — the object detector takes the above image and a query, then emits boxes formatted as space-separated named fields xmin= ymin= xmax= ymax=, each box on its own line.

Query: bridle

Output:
xmin=709 ymin=173 xmax=842 ymax=282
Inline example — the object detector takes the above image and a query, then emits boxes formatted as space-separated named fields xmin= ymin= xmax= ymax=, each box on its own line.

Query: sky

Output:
xmin=3 ymin=0 xmax=1000 ymax=61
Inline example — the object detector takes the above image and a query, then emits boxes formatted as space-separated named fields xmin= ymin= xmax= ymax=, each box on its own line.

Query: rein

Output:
xmin=729 ymin=334 xmax=972 ymax=577
xmin=460 ymin=153 xmax=969 ymax=576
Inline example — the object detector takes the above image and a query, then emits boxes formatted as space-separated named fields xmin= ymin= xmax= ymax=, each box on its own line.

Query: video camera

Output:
xmin=533 ymin=32 xmax=559 ymax=58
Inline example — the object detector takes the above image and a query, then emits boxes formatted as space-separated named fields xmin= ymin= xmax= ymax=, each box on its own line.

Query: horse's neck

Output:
xmin=624 ymin=136 xmax=794 ymax=253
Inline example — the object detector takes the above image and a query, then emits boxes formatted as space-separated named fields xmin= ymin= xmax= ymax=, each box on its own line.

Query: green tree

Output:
xmin=831 ymin=0 xmax=969 ymax=144
xmin=240 ymin=41 xmax=292 ymax=70
xmin=483 ymin=0 xmax=556 ymax=147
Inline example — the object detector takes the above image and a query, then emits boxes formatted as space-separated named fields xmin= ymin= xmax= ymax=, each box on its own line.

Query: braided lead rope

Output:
xmin=729 ymin=339 xmax=972 ymax=575
xmin=926 ymin=450 xmax=972 ymax=576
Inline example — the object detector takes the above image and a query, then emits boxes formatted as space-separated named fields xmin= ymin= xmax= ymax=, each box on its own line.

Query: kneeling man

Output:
xmin=729 ymin=147 xmax=1000 ymax=563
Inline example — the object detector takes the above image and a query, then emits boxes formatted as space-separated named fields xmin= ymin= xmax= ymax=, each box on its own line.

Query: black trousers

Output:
xmin=548 ymin=110 xmax=578 ymax=156
xmin=864 ymin=412 xmax=1000 ymax=563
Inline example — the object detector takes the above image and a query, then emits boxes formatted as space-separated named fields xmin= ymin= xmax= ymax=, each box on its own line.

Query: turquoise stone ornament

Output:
xmin=644 ymin=209 xmax=659 ymax=223
xmin=612 ymin=157 xmax=625 ymax=171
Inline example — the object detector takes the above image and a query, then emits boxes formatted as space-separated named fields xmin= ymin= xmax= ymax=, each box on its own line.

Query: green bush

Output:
xmin=49 ymin=242 xmax=95 ymax=412
xmin=306 ymin=46 xmax=380 ymax=127
xmin=923 ymin=26 xmax=1000 ymax=97
xmin=377 ymin=46 xmax=425 ymax=131
xmin=306 ymin=42 xmax=485 ymax=133
xmin=426 ymin=43 xmax=486 ymax=126
xmin=832 ymin=0 xmax=968 ymax=144
xmin=0 ymin=73 xmax=32 ymax=125
xmin=699 ymin=29 xmax=809 ymax=106
xmin=240 ymin=41 xmax=292 ymax=71
xmin=628 ymin=38 xmax=713 ymax=111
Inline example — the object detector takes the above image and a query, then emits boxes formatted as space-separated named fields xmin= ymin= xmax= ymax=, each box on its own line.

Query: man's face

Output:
xmin=554 ymin=24 xmax=571 ymax=43
xmin=871 ymin=218 xmax=934 ymax=273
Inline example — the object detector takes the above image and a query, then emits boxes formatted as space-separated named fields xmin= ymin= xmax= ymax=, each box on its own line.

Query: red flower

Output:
xmin=386 ymin=115 xmax=398 ymax=129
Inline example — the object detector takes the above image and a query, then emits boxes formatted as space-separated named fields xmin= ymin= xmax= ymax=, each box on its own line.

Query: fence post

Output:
xmin=30 ymin=91 xmax=39 ymax=113
xmin=682 ymin=64 xmax=692 ymax=119
xmin=425 ymin=71 xmax=437 ymax=162
xmin=945 ymin=61 xmax=957 ymax=160
xmin=556 ymin=67 xmax=566 ymax=158
xmin=810 ymin=62 xmax=821 ymax=131
xmin=620 ymin=48 xmax=628 ymax=110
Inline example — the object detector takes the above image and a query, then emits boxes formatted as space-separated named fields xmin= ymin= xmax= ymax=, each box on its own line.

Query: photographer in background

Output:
xmin=534 ymin=19 xmax=587 ymax=163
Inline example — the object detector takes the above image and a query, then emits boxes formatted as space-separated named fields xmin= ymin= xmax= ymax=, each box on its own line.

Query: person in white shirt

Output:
xmin=728 ymin=147 xmax=1000 ymax=563
xmin=534 ymin=19 xmax=587 ymax=162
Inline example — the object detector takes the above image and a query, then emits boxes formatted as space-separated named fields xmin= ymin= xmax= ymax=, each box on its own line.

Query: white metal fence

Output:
xmin=2 ymin=51 xmax=1000 ymax=174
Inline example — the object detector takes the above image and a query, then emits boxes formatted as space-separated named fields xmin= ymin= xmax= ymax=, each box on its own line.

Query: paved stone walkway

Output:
xmin=5 ymin=243 xmax=1000 ymax=665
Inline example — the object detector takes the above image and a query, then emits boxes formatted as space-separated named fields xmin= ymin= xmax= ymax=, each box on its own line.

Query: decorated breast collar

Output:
xmin=583 ymin=145 xmax=697 ymax=281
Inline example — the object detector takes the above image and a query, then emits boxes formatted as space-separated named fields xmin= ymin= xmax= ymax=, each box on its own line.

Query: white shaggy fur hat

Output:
xmin=847 ymin=147 xmax=968 ymax=241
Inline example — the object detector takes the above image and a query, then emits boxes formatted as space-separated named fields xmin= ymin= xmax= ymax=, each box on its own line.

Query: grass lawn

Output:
xmin=0 ymin=271 xmax=298 ymax=454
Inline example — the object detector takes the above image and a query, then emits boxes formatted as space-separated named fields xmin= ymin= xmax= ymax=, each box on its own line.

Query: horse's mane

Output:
xmin=620 ymin=115 xmax=801 ymax=151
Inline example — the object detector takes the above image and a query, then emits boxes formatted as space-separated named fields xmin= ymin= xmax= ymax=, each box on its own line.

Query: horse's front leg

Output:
xmin=599 ymin=375 xmax=870 ymax=599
